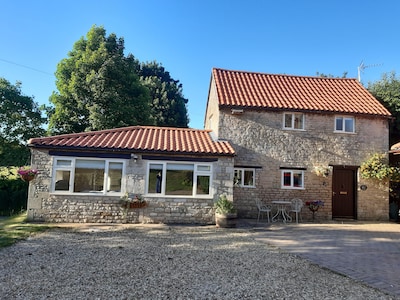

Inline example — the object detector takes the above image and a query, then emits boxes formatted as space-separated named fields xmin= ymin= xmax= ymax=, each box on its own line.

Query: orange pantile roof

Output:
xmin=28 ymin=126 xmax=235 ymax=156
xmin=213 ymin=68 xmax=391 ymax=117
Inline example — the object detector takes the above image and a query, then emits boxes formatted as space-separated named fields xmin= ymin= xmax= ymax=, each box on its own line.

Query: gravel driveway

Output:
xmin=0 ymin=224 xmax=394 ymax=299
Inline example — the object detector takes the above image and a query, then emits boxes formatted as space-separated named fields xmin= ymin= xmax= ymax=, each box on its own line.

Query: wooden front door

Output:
xmin=332 ymin=167 xmax=356 ymax=219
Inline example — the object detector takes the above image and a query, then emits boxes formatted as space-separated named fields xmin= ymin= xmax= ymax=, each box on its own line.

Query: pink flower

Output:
xmin=17 ymin=167 xmax=39 ymax=177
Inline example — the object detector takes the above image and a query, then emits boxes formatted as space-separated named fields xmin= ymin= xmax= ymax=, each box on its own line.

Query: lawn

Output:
xmin=0 ymin=212 xmax=50 ymax=248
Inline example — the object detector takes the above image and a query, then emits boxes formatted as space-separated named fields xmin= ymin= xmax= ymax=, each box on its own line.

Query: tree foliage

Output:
xmin=0 ymin=78 xmax=45 ymax=166
xmin=139 ymin=61 xmax=189 ymax=127
xmin=360 ymin=153 xmax=400 ymax=181
xmin=48 ymin=26 xmax=151 ymax=134
xmin=48 ymin=25 xmax=189 ymax=134
xmin=368 ymin=71 xmax=400 ymax=145
xmin=316 ymin=71 xmax=348 ymax=78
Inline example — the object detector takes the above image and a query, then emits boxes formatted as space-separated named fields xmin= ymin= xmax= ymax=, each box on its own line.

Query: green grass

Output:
xmin=0 ymin=212 xmax=50 ymax=248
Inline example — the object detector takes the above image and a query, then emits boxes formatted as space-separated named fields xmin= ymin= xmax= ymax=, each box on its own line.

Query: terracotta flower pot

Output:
xmin=20 ymin=174 xmax=35 ymax=182
xmin=128 ymin=202 xmax=147 ymax=209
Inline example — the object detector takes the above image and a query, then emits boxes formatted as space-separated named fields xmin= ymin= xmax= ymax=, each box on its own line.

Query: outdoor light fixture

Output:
xmin=131 ymin=154 xmax=138 ymax=162
xmin=231 ymin=108 xmax=244 ymax=114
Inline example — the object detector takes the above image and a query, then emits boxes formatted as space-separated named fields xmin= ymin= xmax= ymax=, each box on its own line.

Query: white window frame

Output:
xmin=334 ymin=116 xmax=355 ymax=133
xmin=281 ymin=169 xmax=304 ymax=189
xmin=51 ymin=156 xmax=126 ymax=195
xmin=234 ymin=168 xmax=255 ymax=187
xmin=283 ymin=112 xmax=305 ymax=130
xmin=146 ymin=161 xmax=213 ymax=198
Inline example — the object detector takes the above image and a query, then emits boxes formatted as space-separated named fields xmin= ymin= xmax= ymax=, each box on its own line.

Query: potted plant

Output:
xmin=214 ymin=194 xmax=237 ymax=228
xmin=305 ymin=200 xmax=324 ymax=221
xmin=120 ymin=193 xmax=147 ymax=209
xmin=17 ymin=166 xmax=38 ymax=182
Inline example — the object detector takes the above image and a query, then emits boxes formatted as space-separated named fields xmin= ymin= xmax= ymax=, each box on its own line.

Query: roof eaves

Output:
xmin=218 ymin=104 xmax=392 ymax=118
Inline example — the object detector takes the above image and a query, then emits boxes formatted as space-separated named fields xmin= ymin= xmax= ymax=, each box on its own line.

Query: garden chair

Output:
xmin=256 ymin=199 xmax=272 ymax=223
xmin=289 ymin=198 xmax=303 ymax=223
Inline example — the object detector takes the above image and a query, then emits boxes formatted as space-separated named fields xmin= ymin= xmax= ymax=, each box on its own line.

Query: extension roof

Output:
xmin=28 ymin=126 xmax=235 ymax=156
xmin=212 ymin=68 xmax=391 ymax=117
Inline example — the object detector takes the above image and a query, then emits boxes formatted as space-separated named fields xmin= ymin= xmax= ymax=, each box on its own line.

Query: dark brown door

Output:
xmin=332 ymin=167 xmax=356 ymax=218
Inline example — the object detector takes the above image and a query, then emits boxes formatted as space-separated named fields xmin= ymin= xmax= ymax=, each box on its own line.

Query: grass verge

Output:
xmin=0 ymin=212 xmax=50 ymax=248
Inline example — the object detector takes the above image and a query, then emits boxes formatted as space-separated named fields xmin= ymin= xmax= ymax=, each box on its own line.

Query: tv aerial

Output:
xmin=357 ymin=61 xmax=382 ymax=82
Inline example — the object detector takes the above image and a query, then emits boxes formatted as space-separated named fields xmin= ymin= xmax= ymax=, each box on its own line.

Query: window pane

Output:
xmin=74 ymin=159 xmax=105 ymax=193
xmin=148 ymin=164 xmax=163 ymax=193
xmin=344 ymin=118 xmax=353 ymax=132
xmin=234 ymin=169 xmax=242 ymax=185
xmin=293 ymin=172 xmax=303 ymax=187
xmin=56 ymin=159 xmax=72 ymax=167
xmin=166 ymin=164 xmax=194 ymax=195
xmin=243 ymin=170 xmax=254 ymax=186
xmin=108 ymin=162 xmax=122 ymax=192
xmin=196 ymin=175 xmax=210 ymax=195
xmin=55 ymin=170 xmax=70 ymax=191
xmin=336 ymin=117 xmax=343 ymax=131
xmin=284 ymin=114 xmax=292 ymax=128
xmin=197 ymin=165 xmax=211 ymax=171
xmin=294 ymin=114 xmax=303 ymax=129
xmin=76 ymin=159 xmax=104 ymax=169
xmin=283 ymin=172 xmax=291 ymax=186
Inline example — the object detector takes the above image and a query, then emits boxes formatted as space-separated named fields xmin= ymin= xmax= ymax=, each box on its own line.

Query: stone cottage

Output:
xmin=26 ymin=126 xmax=235 ymax=223
xmin=26 ymin=67 xmax=393 ymax=223
xmin=205 ymin=68 xmax=392 ymax=221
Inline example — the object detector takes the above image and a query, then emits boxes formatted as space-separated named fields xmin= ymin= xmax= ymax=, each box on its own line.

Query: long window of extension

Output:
xmin=147 ymin=162 xmax=212 ymax=197
xmin=51 ymin=157 xmax=124 ymax=195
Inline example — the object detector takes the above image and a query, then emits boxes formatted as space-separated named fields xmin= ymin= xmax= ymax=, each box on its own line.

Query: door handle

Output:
xmin=332 ymin=192 xmax=336 ymax=196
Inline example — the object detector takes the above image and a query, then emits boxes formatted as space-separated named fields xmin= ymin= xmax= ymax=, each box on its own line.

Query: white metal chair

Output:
xmin=256 ymin=199 xmax=272 ymax=223
xmin=289 ymin=198 xmax=303 ymax=223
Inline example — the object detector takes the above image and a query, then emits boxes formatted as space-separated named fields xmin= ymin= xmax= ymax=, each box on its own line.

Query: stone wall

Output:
xmin=27 ymin=149 xmax=234 ymax=224
xmin=209 ymin=108 xmax=390 ymax=221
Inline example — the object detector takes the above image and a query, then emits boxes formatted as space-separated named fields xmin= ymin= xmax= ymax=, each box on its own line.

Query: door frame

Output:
xmin=332 ymin=165 xmax=358 ymax=219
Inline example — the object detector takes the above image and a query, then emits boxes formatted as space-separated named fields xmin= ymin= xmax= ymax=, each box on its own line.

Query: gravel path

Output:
xmin=0 ymin=225 xmax=395 ymax=299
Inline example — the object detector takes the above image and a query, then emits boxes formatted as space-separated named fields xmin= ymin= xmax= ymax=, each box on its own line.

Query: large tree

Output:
xmin=139 ymin=61 xmax=189 ymax=127
xmin=368 ymin=71 xmax=400 ymax=145
xmin=0 ymin=78 xmax=45 ymax=166
xmin=48 ymin=26 xmax=151 ymax=134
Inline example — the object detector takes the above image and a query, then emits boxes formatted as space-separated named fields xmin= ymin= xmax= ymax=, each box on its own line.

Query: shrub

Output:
xmin=0 ymin=167 xmax=28 ymax=216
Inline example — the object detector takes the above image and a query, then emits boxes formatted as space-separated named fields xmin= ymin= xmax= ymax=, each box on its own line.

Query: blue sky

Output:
xmin=1 ymin=0 xmax=399 ymax=130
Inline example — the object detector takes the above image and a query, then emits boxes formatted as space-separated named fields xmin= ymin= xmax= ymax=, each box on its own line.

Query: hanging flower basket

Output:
xmin=17 ymin=167 xmax=38 ymax=182
xmin=120 ymin=193 xmax=147 ymax=209
xmin=313 ymin=166 xmax=330 ymax=177
xmin=129 ymin=201 xmax=147 ymax=209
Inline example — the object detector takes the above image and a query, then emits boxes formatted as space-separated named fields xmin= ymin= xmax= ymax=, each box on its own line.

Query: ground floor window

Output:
xmin=234 ymin=168 xmax=255 ymax=187
xmin=147 ymin=161 xmax=212 ymax=197
xmin=52 ymin=157 xmax=125 ymax=195
xmin=281 ymin=170 xmax=304 ymax=189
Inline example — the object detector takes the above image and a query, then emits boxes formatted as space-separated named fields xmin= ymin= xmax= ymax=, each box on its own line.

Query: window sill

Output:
xmin=50 ymin=192 xmax=123 ymax=196
xmin=282 ymin=128 xmax=306 ymax=131
xmin=281 ymin=187 xmax=305 ymax=190
xmin=145 ymin=194 xmax=213 ymax=199
xmin=333 ymin=130 xmax=356 ymax=134
xmin=234 ymin=185 xmax=256 ymax=188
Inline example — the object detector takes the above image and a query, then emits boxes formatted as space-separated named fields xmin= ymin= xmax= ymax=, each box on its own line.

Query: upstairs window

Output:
xmin=234 ymin=168 xmax=255 ymax=187
xmin=281 ymin=170 xmax=304 ymax=189
xmin=335 ymin=116 xmax=355 ymax=133
xmin=283 ymin=113 xmax=304 ymax=130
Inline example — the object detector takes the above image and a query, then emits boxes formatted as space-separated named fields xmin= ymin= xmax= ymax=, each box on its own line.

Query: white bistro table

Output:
xmin=272 ymin=200 xmax=292 ymax=223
